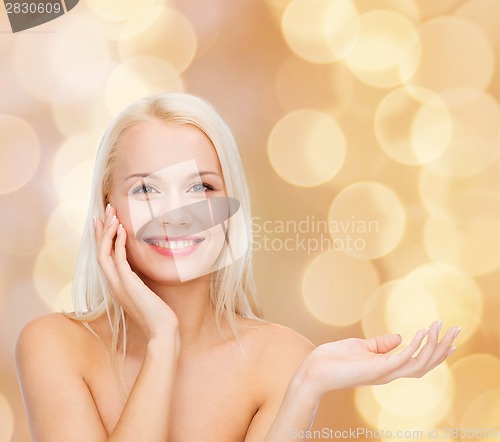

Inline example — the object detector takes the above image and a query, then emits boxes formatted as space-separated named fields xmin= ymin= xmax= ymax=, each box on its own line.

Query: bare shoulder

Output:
xmin=251 ymin=321 xmax=314 ymax=356
xmin=16 ymin=313 xmax=110 ymax=440
xmin=238 ymin=317 xmax=314 ymax=354
xmin=238 ymin=319 xmax=316 ymax=440
xmin=237 ymin=318 xmax=315 ymax=383
xmin=16 ymin=312 xmax=94 ymax=371
xmin=18 ymin=312 xmax=88 ymax=342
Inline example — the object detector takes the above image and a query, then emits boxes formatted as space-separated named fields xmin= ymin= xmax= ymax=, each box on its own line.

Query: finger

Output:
xmin=96 ymin=209 xmax=121 ymax=288
xmin=375 ymin=328 xmax=430 ymax=382
xmin=427 ymin=326 xmax=461 ymax=367
xmin=366 ymin=329 xmax=428 ymax=384
xmin=388 ymin=328 xmax=430 ymax=368
xmin=101 ymin=214 xmax=119 ymax=254
xmin=113 ymin=224 xmax=132 ymax=273
xmin=371 ymin=334 xmax=402 ymax=354
xmin=384 ymin=325 xmax=460 ymax=382
xmin=103 ymin=205 xmax=118 ymax=233
xmin=412 ymin=320 xmax=441 ymax=366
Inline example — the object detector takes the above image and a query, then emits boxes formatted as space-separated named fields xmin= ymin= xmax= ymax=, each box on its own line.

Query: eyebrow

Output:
xmin=124 ymin=171 xmax=223 ymax=181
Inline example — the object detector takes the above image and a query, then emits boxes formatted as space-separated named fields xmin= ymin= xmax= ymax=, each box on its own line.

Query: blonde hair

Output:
xmin=64 ymin=93 xmax=263 ymax=389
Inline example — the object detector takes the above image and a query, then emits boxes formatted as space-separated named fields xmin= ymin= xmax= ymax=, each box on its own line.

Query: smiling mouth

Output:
xmin=144 ymin=237 xmax=205 ymax=250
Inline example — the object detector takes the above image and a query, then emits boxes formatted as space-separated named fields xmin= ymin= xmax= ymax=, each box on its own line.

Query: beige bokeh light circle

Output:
xmin=13 ymin=35 xmax=57 ymax=102
xmin=50 ymin=15 xmax=112 ymax=103
xmin=51 ymin=95 xmax=111 ymax=139
xmin=425 ymin=91 xmax=499 ymax=178
xmin=406 ymin=16 xmax=495 ymax=93
xmin=0 ymin=192 xmax=44 ymax=257
xmin=51 ymin=135 xmax=95 ymax=236
xmin=105 ymin=57 xmax=184 ymax=116
xmin=84 ymin=0 xmax=161 ymax=22
xmin=328 ymin=181 xmax=406 ymax=259
xmin=0 ymin=393 xmax=14 ymax=442
xmin=460 ymin=388 xmax=500 ymax=434
xmin=345 ymin=10 xmax=421 ymax=88
xmin=373 ymin=363 xmax=453 ymax=419
xmin=362 ymin=279 xmax=439 ymax=339
xmin=450 ymin=354 xmax=500 ymax=426
xmin=45 ymin=200 xmax=87 ymax=242
xmin=406 ymin=262 xmax=482 ymax=343
xmin=52 ymin=134 xmax=98 ymax=186
xmin=55 ymin=283 xmax=76 ymax=313
xmin=267 ymin=109 xmax=346 ymax=187
xmin=354 ymin=386 xmax=380 ymax=429
xmin=119 ymin=7 xmax=197 ymax=74
xmin=56 ymin=162 xmax=94 ymax=236
xmin=34 ymin=236 xmax=80 ymax=312
xmin=13 ymin=15 xmax=111 ymax=103
xmin=376 ymin=381 xmax=453 ymax=442
xmin=354 ymin=0 xmax=421 ymax=24
xmin=281 ymin=0 xmax=360 ymax=63
xmin=455 ymin=0 xmax=499 ymax=54
xmin=419 ymin=166 xmax=499 ymax=225
xmin=0 ymin=115 xmax=40 ymax=194
xmin=424 ymin=214 xmax=499 ymax=276
xmin=375 ymin=86 xmax=452 ymax=165
xmin=302 ymin=249 xmax=380 ymax=326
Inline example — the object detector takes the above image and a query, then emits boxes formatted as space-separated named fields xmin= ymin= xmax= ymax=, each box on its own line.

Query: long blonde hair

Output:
xmin=64 ymin=93 xmax=263 ymax=384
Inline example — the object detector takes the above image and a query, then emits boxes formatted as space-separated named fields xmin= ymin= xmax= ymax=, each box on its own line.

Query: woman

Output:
xmin=15 ymin=93 xmax=461 ymax=441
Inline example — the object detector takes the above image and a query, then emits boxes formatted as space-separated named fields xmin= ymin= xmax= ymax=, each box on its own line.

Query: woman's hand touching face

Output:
xmin=94 ymin=204 xmax=180 ymax=344
xmin=298 ymin=320 xmax=461 ymax=399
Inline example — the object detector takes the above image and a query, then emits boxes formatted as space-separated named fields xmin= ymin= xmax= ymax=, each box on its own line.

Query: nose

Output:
xmin=158 ymin=203 xmax=193 ymax=227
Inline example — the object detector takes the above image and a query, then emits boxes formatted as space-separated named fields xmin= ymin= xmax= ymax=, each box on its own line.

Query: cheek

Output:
xmin=107 ymin=197 xmax=144 ymax=243
xmin=127 ymin=201 xmax=153 ymax=236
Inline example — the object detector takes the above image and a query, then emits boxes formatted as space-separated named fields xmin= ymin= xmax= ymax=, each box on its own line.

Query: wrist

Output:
xmin=146 ymin=328 xmax=180 ymax=355
xmin=288 ymin=362 xmax=324 ymax=406
xmin=290 ymin=357 xmax=326 ymax=404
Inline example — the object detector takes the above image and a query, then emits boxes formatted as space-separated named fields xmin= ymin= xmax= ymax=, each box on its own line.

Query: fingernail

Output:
xmin=106 ymin=203 xmax=110 ymax=215
xmin=448 ymin=346 xmax=457 ymax=356
xmin=424 ymin=327 xmax=430 ymax=336
xmin=437 ymin=320 xmax=442 ymax=333
xmin=454 ymin=327 xmax=462 ymax=339
xmin=112 ymin=214 xmax=117 ymax=223
xmin=118 ymin=223 xmax=123 ymax=232
xmin=92 ymin=216 xmax=97 ymax=228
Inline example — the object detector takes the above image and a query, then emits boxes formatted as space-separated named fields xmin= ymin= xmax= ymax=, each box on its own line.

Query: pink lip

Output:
xmin=144 ymin=236 xmax=205 ymax=257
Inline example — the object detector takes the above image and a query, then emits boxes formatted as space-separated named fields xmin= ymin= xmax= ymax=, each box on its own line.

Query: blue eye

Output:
xmin=131 ymin=184 xmax=158 ymax=195
xmin=189 ymin=183 xmax=214 ymax=193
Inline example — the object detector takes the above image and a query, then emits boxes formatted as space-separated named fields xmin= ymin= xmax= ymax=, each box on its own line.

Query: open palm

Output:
xmin=303 ymin=321 xmax=460 ymax=394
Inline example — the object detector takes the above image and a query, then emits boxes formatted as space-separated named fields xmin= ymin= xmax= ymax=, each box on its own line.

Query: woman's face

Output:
xmin=109 ymin=119 xmax=229 ymax=284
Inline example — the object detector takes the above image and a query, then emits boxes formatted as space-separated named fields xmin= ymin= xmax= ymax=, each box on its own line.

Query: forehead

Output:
xmin=114 ymin=119 xmax=221 ymax=176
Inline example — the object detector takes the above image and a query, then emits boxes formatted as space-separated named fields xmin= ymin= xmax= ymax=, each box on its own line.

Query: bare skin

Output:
xmin=15 ymin=310 xmax=315 ymax=441
xmin=16 ymin=119 xmax=461 ymax=441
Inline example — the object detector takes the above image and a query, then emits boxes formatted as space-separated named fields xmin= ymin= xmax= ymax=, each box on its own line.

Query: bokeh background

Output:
xmin=0 ymin=0 xmax=498 ymax=440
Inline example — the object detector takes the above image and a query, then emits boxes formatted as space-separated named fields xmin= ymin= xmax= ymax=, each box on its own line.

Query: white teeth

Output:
xmin=150 ymin=240 xmax=200 ymax=250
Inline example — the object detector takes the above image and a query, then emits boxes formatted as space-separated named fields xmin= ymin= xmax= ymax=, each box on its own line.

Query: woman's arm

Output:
xmin=17 ymin=206 xmax=181 ymax=441
xmin=95 ymin=206 xmax=181 ymax=441
xmin=16 ymin=315 xmax=179 ymax=442
xmin=247 ymin=320 xmax=460 ymax=442
xmin=107 ymin=334 xmax=179 ymax=441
